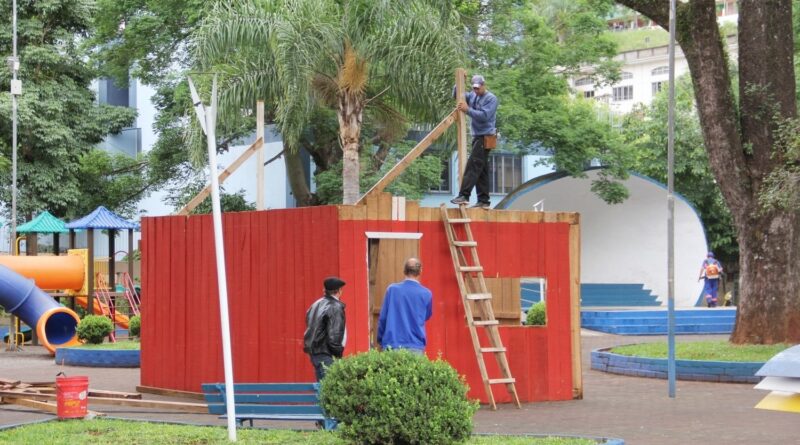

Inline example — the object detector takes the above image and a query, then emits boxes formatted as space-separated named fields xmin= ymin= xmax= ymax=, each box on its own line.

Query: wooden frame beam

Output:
xmin=357 ymin=110 xmax=457 ymax=205
xmin=455 ymin=68 xmax=468 ymax=185
xmin=176 ymin=137 xmax=264 ymax=216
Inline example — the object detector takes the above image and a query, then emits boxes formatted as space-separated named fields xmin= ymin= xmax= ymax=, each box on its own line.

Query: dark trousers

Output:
xmin=310 ymin=354 xmax=334 ymax=381
xmin=458 ymin=136 xmax=491 ymax=204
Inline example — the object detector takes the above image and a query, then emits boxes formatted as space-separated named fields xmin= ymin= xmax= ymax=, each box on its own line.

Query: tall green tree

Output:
xmin=0 ymin=0 xmax=136 ymax=221
xmin=458 ymin=0 xmax=630 ymax=202
xmin=617 ymin=0 xmax=798 ymax=344
xmin=193 ymin=0 xmax=464 ymax=204
xmin=623 ymin=75 xmax=739 ymax=269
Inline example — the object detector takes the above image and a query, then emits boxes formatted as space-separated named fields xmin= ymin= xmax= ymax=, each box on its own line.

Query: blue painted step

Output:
xmin=581 ymin=309 xmax=737 ymax=335
xmin=522 ymin=283 xmax=661 ymax=311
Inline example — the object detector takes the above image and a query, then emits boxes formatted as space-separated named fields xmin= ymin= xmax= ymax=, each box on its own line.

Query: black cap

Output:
xmin=324 ymin=276 xmax=346 ymax=291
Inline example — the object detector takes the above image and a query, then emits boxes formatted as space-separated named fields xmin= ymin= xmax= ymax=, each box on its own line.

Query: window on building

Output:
xmin=613 ymin=85 xmax=634 ymax=101
xmin=575 ymin=77 xmax=593 ymax=86
xmin=651 ymin=66 xmax=669 ymax=76
xmin=620 ymin=71 xmax=633 ymax=80
xmin=583 ymin=90 xmax=595 ymax=99
xmin=488 ymin=153 xmax=522 ymax=194
xmin=651 ymin=81 xmax=665 ymax=95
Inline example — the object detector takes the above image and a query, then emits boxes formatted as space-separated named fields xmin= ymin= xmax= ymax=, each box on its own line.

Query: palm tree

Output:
xmin=193 ymin=0 xmax=463 ymax=204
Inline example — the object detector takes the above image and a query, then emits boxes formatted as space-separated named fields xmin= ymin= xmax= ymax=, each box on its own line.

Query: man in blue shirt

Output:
xmin=451 ymin=74 xmax=498 ymax=209
xmin=377 ymin=258 xmax=433 ymax=353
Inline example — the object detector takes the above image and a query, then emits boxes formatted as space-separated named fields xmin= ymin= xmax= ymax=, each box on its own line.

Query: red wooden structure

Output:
xmin=139 ymin=195 xmax=582 ymax=404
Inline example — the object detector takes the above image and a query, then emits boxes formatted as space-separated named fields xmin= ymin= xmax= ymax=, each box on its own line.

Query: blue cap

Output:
xmin=707 ymin=252 xmax=714 ymax=258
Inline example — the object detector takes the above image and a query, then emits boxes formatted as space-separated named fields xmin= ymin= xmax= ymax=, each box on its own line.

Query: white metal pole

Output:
xmin=256 ymin=100 xmax=265 ymax=210
xmin=10 ymin=0 xmax=18 ymax=254
xmin=203 ymin=75 xmax=238 ymax=441
xmin=667 ymin=0 xmax=677 ymax=398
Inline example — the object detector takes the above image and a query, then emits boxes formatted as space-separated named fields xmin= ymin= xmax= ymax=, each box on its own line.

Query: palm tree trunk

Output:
xmin=338 ymin=92 xmax=363 ymax=204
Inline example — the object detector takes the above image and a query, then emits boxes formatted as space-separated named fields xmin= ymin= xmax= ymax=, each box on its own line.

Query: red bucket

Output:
xmin=56 ymin=374 xmax=89 ymax=419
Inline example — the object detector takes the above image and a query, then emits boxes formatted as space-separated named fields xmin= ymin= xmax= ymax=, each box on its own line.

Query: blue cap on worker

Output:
xmin=471 ymin=74 xmax=485 ymax=88
xmin=707 ymin=252 xmax=714 ymax=258
xmin=324 ymin=276 xmax=346 ymax=291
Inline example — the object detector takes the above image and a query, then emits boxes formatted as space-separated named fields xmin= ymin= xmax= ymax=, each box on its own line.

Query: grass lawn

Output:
xmin=605 ymin=28 xmax=669 ymax=52
xmin=0 ymin=419 xmax=598 ymax=445
xmin=611 ymin=340 xmax=792 ymax=362
xmin=73 ymin=340 xmax=140 ymax=350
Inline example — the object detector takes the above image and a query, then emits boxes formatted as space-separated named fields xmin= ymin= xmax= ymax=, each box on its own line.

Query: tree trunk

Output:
xmin=284 ymin=150 xmax=315 ymax=207
xmin=616 ymin=0 xmax=800 ymax=343
xmin=338 ymin=91 xmax=364 ymax=205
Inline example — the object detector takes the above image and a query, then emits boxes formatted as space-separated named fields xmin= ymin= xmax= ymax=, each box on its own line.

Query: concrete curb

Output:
xmin=591 ymin=347 xmax=763 ymax=383
xmin=54 ymin=348 xmax=140 ymax=368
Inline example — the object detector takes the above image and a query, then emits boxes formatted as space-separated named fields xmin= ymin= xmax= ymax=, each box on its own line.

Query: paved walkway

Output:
xmin=1 ymin=332 xmax=797 ymax=444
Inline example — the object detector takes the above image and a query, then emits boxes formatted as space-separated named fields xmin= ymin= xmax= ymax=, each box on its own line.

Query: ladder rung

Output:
xmin=466 ymin=293 xmax=492 ymax=301
xmin=488 ymin=378 xmax=516 ymax=385
xmin=453 ymin=241 xmax=478 ymax=247
xmin=460 ymin=266 xmax=483 ymax=272
xmin=480 ymin=347 xmax=506 ymax=353
xmin=473 ymin=320 xmax=499 ymax=327
xmin=448 ymin=218 xmax=471 ymax=224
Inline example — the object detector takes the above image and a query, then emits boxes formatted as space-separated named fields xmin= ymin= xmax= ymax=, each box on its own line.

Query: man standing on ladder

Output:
xmin=451 ymin=74 xmax=498 ymax=209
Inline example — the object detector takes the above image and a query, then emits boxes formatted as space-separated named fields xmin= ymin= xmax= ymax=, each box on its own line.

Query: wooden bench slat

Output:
xmin=207 ymin=404 xmax=324 ymax=416
xmin=204 ymin=393 xmax=319 ymax=404
xmin=201 ymin=383 xmax=318 ymax=393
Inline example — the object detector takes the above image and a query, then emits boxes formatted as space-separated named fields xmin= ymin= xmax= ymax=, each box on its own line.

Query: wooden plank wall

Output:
xmin=141 ymin=193 xmax=580 ymax=404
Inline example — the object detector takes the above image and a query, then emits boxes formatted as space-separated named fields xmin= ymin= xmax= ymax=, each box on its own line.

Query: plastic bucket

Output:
xmin=55 ymin=374 xmax=89 ymax=419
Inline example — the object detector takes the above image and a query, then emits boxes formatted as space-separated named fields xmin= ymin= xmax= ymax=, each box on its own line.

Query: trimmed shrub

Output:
xmin=76 ymin=315 xmax=114 ymax=344
xmin=129 ymin=315 xmax=141 ymax=337
xmin=526 ymin=301 xmax=546 ymax=326
xmin=320 ymin=350 xmax=478 ymax=445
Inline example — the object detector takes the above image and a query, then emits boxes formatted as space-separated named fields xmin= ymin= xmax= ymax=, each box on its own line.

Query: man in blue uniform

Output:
xmin=377 ymin=258 xmax=433 ymax=353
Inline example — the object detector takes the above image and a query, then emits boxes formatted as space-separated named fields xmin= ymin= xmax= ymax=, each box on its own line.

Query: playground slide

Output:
xmin=0 ymin=264 xmax=80 ymax=353
xmin=73 ymin=295 xmax=130 ymax=329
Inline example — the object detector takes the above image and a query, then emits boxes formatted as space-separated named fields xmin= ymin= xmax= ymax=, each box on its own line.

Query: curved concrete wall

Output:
xmin=500 ymin=170 xmax=706 ymax=307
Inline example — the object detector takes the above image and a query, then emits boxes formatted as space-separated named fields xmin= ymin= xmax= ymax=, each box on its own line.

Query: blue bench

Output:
xmin=201 ymin=382 xmax=335 ymax=429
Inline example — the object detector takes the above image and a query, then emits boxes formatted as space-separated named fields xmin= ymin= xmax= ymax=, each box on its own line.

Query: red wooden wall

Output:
xmin=141 ymin=205 xmax=577 ymax=404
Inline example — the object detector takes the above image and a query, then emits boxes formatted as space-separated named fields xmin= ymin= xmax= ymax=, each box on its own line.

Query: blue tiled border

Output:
xmin=55 ymin=348 xmax=140 ymax=368
xmin=591 ymin=347 xmax=762 ymax=383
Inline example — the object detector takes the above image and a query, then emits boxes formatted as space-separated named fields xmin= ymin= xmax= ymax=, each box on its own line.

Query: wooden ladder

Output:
xmin=440 ymin=204 xmax=521 ymax=410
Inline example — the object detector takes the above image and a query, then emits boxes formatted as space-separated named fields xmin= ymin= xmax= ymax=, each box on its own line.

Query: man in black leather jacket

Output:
xmin=303 ymin=277 xmax=347 ymax=381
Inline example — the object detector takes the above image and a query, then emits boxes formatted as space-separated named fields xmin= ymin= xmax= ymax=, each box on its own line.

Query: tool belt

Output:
xmin=483 ymin=134 xmax=497 ymax=150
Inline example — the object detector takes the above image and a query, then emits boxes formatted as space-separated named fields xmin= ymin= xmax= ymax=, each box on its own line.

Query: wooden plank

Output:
xmin=569 ymin=222 xmax=583 ymax=399
xmin=176 ymin=138 xmax=264 ymax=215
xmin=0 ymin=391 xmax=208 ymax=413
xmin=256 ymin=100 xmax=265 ymax=210
xmin=378 ymin=192 xmax=393 ymax=221
xmin=357 ymin=110 xmax=457 ymax=204
xmin=455 ymin=68 xmax=467 ymax=185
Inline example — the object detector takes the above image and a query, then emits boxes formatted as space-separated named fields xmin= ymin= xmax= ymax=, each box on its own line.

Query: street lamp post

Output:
xmin=8 ymin=0 xmax=19 ymax=254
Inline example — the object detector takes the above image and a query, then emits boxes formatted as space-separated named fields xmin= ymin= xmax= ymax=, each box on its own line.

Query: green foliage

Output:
xmin=76 ymin=315 xmax=114 ymax=345
xmin=129 ymin=315 xmax=141 ymax=338
xmin=320 ymin=350 xmax=479 ymax=445
xmin=622 ymin=75 xmax=738 ymax=267
xmin=0 ymin=0 xmax=138 ymax=222
xmin=526 ymin=301 xmax=547 ymax=326
xmin=0 ymin=418 xmax=597 ymax=445
xmin=166 ymin=177 xmax=256 ymax=214
xmin=458 ymin=0 xmax=631 ymax=203
xmin=315 ymin=140 xmax=445 ymax=204
xmin=611 ymin=340 xmax=791 ymax=362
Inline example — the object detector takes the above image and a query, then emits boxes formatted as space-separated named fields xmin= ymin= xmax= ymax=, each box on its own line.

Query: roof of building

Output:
xmin=16 ymin=211 xmax=68 ymax=234
xmin=65 ymin=206 xmax=139 ymax=230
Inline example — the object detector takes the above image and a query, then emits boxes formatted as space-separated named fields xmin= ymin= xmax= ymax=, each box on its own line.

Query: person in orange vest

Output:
xmin=698 ymin=252 xmax=723 ymax=307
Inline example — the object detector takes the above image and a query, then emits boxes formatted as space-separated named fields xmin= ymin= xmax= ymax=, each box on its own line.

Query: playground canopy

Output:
xmin=65 ymin=206 xmax=139 ymax=231
xmin=16 ymin=211 xmax=68 ymax=234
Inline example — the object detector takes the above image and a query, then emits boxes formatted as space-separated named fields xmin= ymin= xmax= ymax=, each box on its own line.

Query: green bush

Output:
xmin=76 ymin=315 xmax=114 ymax=344
xmin=319 ymin=350 xmax=478 ymax=445
xmin=129 ymin=315 xmax=141 ymax=337
xmin=526 ymin=301 xmax=546 ymax=326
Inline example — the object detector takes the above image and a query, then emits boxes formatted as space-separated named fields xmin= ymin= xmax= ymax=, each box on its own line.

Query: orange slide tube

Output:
xmin=0 ymin=255 xmax=85 ymax=290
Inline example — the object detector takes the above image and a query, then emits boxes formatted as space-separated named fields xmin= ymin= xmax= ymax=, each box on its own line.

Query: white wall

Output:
xmin=502 ymin=170 xmax=707 ymax=307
